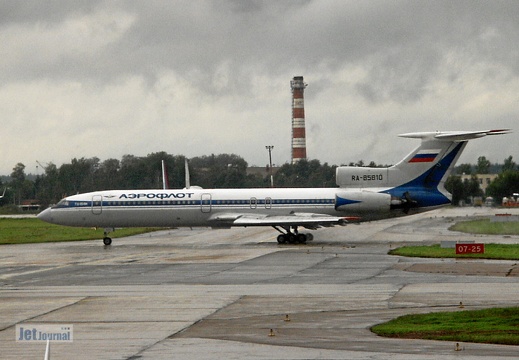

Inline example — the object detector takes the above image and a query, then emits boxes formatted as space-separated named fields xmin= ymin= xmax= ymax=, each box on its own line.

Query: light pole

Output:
xmin=265 ymin=145 xmax=274 ymax=187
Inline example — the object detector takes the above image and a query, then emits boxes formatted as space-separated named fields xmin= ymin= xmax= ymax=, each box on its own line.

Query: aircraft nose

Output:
xmin=37 ymin=208 xmax=53 ymax=223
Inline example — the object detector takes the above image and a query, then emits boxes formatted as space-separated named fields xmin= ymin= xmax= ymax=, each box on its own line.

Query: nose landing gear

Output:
xmin=102 ymin=228 xmax=114 ymax=246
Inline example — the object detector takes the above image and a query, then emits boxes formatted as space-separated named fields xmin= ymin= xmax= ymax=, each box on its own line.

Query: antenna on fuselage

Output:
xmin=184 ymin=158 xmax=191 ymax=189
xmin=161 ymin=160 xmax=169 ymax=190
xmin=44 ymin=339 xmax=50 ymax=360
xmin=183 ymin=158 xmax=202 ymax=190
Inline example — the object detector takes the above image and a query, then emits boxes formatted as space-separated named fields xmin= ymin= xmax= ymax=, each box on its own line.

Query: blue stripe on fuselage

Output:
xmin=54 ymin=198 xmax=337 ymax=209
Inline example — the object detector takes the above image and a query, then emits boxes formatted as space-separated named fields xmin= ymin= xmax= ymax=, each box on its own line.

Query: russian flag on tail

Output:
xmin=409 ymin=149 xmax=440 ymax=163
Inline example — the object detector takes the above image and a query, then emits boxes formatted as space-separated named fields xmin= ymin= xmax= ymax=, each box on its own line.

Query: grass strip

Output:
xmin=371 ymin=307 xmax=519 ymax=345
xmin=449 ymin=218 xmax=519 ymax=235
xmin=0 ymin=218 xmax=163 ymax=244
xmin=388 ymin=243 xmax=519 ymax=260
xmin=391 ymin=218 xmax=519 ymax=260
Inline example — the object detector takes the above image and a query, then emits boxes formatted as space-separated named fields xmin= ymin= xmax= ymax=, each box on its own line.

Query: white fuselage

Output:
xmin=38 ymin=187 xmax=401 ymax=229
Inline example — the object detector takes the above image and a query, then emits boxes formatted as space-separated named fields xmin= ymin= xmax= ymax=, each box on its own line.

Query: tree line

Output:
xmin=0 ymin=152 xmax=517 ymax=211
xmin=446 ymin=155 xmax=519 ymax=205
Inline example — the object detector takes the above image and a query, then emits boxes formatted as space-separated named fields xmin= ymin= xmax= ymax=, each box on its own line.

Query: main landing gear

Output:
xmin=274 ymin=226 xmax=314 ymax=244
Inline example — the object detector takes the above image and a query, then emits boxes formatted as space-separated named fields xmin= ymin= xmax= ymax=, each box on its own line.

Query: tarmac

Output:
xmin=0 ymin=206 xmax=518 ymax=359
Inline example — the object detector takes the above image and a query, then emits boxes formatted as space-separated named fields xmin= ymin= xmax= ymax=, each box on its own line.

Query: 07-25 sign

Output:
xmin=456 ymin=243 xmax=485 ymax=254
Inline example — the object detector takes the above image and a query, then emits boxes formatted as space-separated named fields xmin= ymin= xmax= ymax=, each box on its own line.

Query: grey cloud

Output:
xmin=4 ymin=1 xmax=519 ymax=97
xmin=1 ymin=0 xmax=518 ymax=174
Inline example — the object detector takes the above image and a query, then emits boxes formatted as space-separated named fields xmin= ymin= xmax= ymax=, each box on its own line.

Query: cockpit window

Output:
xmin=54 ymin=199 xmax=70 ymax=208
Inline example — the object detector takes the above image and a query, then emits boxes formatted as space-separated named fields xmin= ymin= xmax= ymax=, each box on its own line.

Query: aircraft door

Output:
xmin=201 ymin=193 xmax=212 ymax=213
xmin=92 ymin=195 xmax=102 ymax=215
xmin=250 ymin=197 xmax=257 ymax=209
xmin=265 ymin=197 xmax=272 ymax=209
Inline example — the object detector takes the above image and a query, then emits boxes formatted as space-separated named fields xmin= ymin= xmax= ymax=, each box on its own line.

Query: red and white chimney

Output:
xmin=290 ymin=76 xmax=307 ymax=163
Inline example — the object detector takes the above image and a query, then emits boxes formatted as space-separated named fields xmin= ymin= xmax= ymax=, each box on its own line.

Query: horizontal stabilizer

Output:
xmin=399 ymin=129 xmax=511 ymax=141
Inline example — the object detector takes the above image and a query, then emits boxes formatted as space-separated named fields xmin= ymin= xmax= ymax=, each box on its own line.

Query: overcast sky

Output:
xmin=1 ymin=0 xmax=517 ymax=176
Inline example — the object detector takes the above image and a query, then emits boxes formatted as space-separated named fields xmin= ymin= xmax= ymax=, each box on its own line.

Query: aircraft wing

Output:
xmin=209 ymin=212 xmax=358 ymax=229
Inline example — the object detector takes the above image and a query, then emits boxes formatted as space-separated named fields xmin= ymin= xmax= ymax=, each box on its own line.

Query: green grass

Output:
xmin=385 ymin=218 xmax=519 ymax=345
xmin=389 ymin=218 xmax=519 ymax=260
xmin=371 ymin=307 xmax=519 ymax=345
xmin=389 ymin=243 xmax=519 ymax=260
xmin=0 ymin=218 xmax=163 ymax=244
xmin=449 ymin=218 xmax=519 ymax=235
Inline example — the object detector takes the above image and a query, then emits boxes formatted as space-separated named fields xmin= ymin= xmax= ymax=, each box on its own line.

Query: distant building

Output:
xmin=18 ymin=199 xmax=41 ymax=211
xmin=246 ymin=166 xmax=280 ymax=177
xmin=460 ymin=174 xmax=498 ymax=194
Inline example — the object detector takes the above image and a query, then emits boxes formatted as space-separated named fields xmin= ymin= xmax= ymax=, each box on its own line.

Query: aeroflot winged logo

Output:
xmin=409 ymin=149 xmax=440 ymax=163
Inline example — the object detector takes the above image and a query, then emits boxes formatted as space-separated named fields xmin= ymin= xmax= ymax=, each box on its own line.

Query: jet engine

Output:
xmin=335 ymin=190 xmax=391 ymax=214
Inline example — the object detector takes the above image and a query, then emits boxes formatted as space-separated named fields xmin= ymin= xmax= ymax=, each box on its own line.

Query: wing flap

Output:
xmin=209 ymin=212 xmax=354 ymax=228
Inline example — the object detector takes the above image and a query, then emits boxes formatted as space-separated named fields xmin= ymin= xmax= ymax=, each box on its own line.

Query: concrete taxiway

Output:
xmin=0 ymin=207 xmax=518 ymax=359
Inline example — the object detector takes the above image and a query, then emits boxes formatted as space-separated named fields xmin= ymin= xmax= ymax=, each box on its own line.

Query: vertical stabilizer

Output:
xmin=393 ymin=129 xmax=511 ymax=189
xmin=387 ymin=129 xmax=511 ymax=209
xmin=389 ymin=132 xmax=467 ymax=190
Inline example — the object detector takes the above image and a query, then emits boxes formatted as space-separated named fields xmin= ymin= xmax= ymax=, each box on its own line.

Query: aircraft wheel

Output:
xmin=103 ymin=237 xmax=112 ymax=246
xmin=287 ymin=234 xmax=297 ymax=244
xmin=296 ymin=234 xmax=307 ymax=244
xmin=277 ymin=234 xmax=286 ymax=244
xmin=306 ymin=233 xmax=314 ymax=241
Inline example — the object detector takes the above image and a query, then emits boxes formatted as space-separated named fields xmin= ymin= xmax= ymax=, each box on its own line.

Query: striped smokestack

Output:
xmin=290 ymin=76 xmax=307 ymax=163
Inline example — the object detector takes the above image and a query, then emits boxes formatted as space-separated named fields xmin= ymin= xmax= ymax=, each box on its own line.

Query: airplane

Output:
xmin=37 ymin=129 xmax=510 ymax=246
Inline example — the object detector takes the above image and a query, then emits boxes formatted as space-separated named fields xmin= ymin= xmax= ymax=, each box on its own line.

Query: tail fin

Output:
xmin=336 ymin=129 xmax=510 ymax=210
xmin=390 ymin=132 xmax=469 ymax=189
xmin=394 ymin=129 xmax=510 ymax=187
